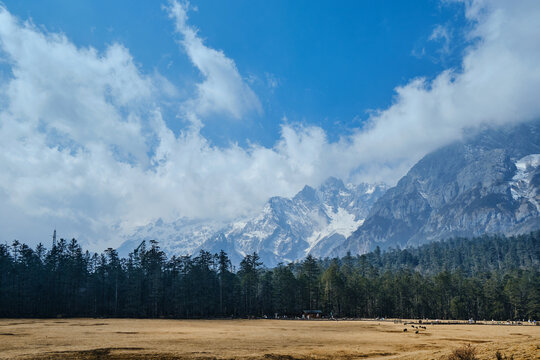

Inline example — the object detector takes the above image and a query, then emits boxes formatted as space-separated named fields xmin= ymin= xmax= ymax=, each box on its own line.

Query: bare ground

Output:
xmin=0 ymin=319 xmax=537 ymax=360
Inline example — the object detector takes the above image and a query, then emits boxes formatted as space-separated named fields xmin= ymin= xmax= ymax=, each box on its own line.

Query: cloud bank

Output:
xmin=0 ymin=0 xmax=539 ymax=249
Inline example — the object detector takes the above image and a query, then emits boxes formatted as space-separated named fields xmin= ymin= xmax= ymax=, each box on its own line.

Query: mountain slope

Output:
xmin=120 ymin=178 xmax=387 ymax=265
xmin=196 ymin=178 xmax=387 ymax=266
xmin=337 ymin=121 xmax=540 ymax=256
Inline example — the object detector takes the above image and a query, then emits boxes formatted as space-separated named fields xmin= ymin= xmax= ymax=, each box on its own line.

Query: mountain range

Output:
xmin=119 ymin=179 xmax=387 ymax=266
xmin=120 ymin=121 xmax=540 ymax=265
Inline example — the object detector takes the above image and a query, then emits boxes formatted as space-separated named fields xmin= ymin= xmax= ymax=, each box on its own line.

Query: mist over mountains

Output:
xmin=120 ymin=121 xmax=540 ymax=265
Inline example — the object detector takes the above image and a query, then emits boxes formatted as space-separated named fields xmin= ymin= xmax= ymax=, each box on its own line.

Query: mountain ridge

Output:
xmin=119 ymin=178 xmax=388 ymax=265
xmin=120 ymin=121 xmax=540 ymax=263
xmin=336 ymin=121 xmax=540 ymax=256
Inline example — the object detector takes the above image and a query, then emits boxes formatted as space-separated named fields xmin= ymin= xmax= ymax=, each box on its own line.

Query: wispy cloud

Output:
xmin=166 ymin=1 xmax=262 ymax=125
xmin=429 ymin=24 xmax=451 ymax=55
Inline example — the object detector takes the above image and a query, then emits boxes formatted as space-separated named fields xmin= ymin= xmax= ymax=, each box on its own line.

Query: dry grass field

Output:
xmin=0 ymin=318 xmax=537 ymax=360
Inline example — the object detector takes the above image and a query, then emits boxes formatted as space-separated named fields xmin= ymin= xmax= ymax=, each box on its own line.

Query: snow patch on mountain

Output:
xmin=305 ymin=205 xmax=364 ymax=255
xmin=339 ymin=122 xmax=540 ymax=257
xmin=510 ymin=154 xmax=540 ymax=211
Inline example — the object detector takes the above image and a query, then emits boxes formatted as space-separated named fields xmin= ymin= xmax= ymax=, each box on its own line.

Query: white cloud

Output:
xmin=429 ymin=24 xmax=451 ymax=54
xmin=338 ymin=0 xmax=540 ymax=183
xmin=0 ymin=3 xmax=325 ymax=249
xmin=0 ymin=6 xmax=160 ymax=247
xmin=0 ymin=0 xmax=539 ymax=251
xmin=166 ymin=1 xmax=262 ymax=123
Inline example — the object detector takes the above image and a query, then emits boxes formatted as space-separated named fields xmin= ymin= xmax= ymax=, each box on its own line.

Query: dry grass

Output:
xmin=447 ymin=344 xmax=477 ymax=360
xmin=0 ymin=318 xmax=537 ymax=360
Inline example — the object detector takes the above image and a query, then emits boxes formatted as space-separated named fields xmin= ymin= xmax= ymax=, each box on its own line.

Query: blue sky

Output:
xmin=3 ymin=0 xmax=467 ymax=147
xmin=1 ymin=0 xmax=539 ymax=248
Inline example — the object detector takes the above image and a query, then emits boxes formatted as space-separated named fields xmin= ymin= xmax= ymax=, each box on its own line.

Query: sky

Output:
xmin=0 ymin=0 xmax=539 ymax=250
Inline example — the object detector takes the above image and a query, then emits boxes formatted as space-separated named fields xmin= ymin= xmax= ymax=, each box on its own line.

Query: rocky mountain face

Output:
xmin=336 ymin=121 xmax=540 ymax=256
xmin=119 ymin=178 xmax=387 ymax=266
xmin=200 ymin=178 xmax=387 ymax=265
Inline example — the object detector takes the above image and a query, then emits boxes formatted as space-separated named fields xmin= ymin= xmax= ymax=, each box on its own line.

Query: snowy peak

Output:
xmin=197 ymin=178 xmax=388 ymax=265
xmin=119 ymin=178 xmax=388 ymax=265
xmin=293 ymin=185 xmax=318 ymax=204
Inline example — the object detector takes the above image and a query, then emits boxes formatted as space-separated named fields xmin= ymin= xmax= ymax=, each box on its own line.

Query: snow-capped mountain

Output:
xmin=119 ymin=122 xmax=540 ymax=263
xmin=119 ymin=178 xmax=387 ymax=265
xmin=199 ymin=178 xmax=387 ymax=266
xmin=118 ymin=218 xmax=226 ymax=258
xmin=336 ymin=121 xmax=540 ymax=256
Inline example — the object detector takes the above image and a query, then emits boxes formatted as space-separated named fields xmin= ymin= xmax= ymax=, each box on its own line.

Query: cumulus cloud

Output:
xmin=0 ymin=0 xmax=539 ymax=250
xmin=0 ymin=2 xmax=324 ymax=249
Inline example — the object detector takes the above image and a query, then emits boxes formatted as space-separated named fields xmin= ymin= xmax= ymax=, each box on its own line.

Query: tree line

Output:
xmin=0 ymin=232 xmax=538 ymax=320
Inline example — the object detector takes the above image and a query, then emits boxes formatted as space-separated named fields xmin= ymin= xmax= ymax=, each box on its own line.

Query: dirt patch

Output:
xmin=263 ymin=355 xmax=301 ymax=360
xmin=35 ymin=348 xmax=147 ymax=360
xmin=356 ymin=352 xmax=395 ymax=358
xmin=440 ymin=338 xmax=491 ymax=343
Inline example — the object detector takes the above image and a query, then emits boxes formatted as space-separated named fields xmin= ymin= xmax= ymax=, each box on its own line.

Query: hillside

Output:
xmin=326 ymin=231 xmax=540 ymax=277
xmin=338 ymin=121 xmax=540 ymax=256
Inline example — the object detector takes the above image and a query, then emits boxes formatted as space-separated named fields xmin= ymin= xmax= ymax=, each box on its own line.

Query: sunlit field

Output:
xmin=0 ymin=319 xmax=537 ymax=359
